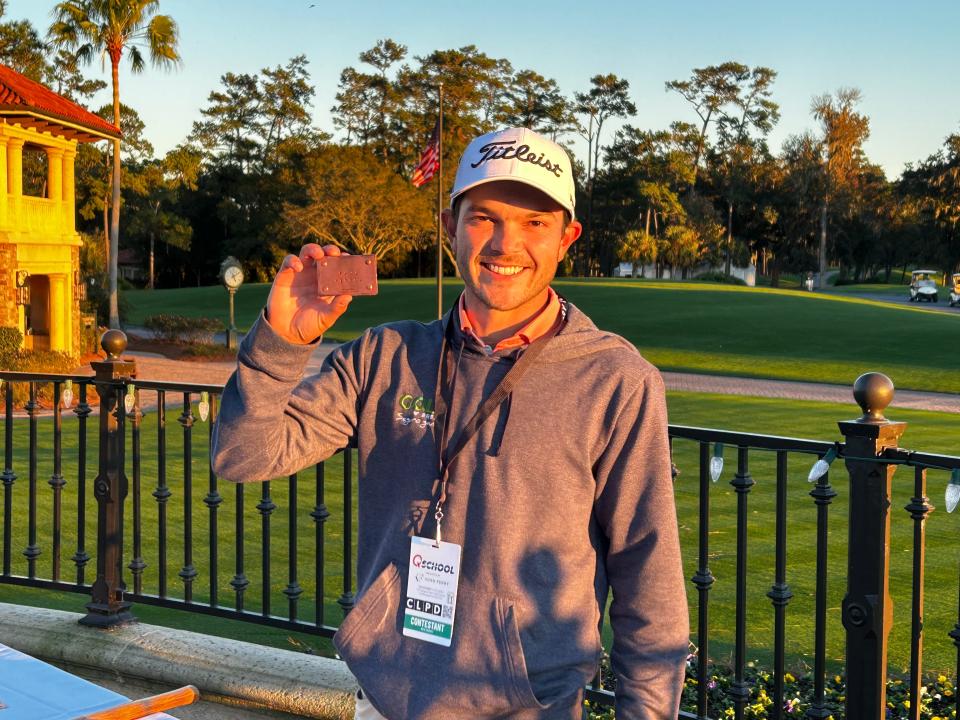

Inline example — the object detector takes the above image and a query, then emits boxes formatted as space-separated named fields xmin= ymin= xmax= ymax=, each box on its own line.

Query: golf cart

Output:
xmin=909 ymin=269 xmax=939 ymax=303
xmin=950 ymin=273 xmax=960 ymax=307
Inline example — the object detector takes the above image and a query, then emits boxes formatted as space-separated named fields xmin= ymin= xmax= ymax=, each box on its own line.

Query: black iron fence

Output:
xmin=2 ymin=331 xmax=960 ymax=720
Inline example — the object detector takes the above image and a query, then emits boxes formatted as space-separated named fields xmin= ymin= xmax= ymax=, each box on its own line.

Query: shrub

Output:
xmin=2 ymin=349 xmax=79 ymax=407
xmin=144 ymin=314 xmax=225 ymax=345
xmin=179 ymin=343 xmax=237 ymax=361
xmin=0 ymin=327 xmax=24 ymax=369
xmin=694 ymin=271 xmax=747 ymax=286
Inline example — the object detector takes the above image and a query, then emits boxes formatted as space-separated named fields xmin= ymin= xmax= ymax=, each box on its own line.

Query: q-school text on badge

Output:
xmin=403 ymin=536 xmax=462 ymax=647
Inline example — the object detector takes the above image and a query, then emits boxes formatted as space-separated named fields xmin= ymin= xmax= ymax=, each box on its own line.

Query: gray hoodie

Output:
xmin=211 ymin=301 xmax=688 ymax=719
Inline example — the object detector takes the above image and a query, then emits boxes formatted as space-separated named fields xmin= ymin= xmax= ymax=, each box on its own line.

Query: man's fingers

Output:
xmin=299 ymin=243 xmax=325 ymax=264
xmin=273 ymin=254 xmax=302 ymax=287
xmin=331 ymin=294 xmax=353 ymax=313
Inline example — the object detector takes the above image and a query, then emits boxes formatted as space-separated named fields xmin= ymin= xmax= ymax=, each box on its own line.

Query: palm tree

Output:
xmin=49 ymin=0 xmax=180 ymax=328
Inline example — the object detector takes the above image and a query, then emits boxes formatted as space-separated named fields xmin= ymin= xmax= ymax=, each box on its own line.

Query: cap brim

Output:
xmin=451 ymin=176 xmax=575 ymax=219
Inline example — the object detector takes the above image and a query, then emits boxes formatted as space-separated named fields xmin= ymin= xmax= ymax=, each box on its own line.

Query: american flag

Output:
xmin=411 ymin=120 xmax=440 ymax=187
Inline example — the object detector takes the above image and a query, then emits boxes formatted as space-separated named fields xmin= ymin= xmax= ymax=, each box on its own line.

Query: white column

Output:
xmin=46 ymin=147 xmax=64 ymax=206
xmin=63 ymin=148 xmax=76 ymax=231
xmin=49 ymin=273 xmax=67 ymax=353
xmin=0 ymin=137 xmax=7 ymax=228
xmin=7 ymin=138 xmax=23 ymax=223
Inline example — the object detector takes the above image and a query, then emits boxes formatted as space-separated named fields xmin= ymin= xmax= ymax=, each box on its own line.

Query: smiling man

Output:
xmin=212 ymin=127 xmax=688 ymax=719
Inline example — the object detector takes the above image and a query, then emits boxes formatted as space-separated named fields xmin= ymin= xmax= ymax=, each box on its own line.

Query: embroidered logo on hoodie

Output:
xmin=396 ymin=394 xmax=435 ymax=429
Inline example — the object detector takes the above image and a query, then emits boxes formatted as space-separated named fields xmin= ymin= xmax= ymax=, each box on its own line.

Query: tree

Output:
xmin=666 ymin=62 xmax=750 ymax=189
xmin=713 ymin=66 xmax=780 ymax=274
xmin=901 ymin=131 xmax=960 ymax=274
xmin=49 ymin=0 xmax=180 ymax=328
xmin=191 ymin=72 xmax=262 ymax=169
xmin=185 ymin=58 xmax=327 ymax=283
xmin=0 ymin=7 xmax=47 ymax=81
xmin=500 ymin=69 xmax=574 ymax=140
xmin=810 ymin=88 xmax=870 ymax=286
xmin=45 ymin=48 xmax=106 ymax=100
xmin=284 ymin=145 xmax=432 ymax=265
xmin=616 ymin=229 xmax=658 ymax=277
xmin=764 ymin=132 xmax=824 ymax=284
xmin=597 ymin=123 xmax=697 ymax=276
xmin=124 ymin=144 xmax=199 ymax=288
xmin=574 ymin=74 xmax=636 ymax=274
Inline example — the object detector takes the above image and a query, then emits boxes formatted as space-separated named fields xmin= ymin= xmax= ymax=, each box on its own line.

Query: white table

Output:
xmin=0 ymin=643 xmax=175 ymax=719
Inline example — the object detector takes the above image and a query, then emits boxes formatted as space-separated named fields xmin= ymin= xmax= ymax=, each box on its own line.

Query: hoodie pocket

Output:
xmin=333 ymin=561 xmax=401 ymax=652
xmin=497 ymin=597 xmax=548 ymax=710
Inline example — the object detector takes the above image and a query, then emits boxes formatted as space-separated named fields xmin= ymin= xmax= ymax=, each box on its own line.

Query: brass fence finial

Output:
xmin=852 ymin=372 xmax=894 ymax=423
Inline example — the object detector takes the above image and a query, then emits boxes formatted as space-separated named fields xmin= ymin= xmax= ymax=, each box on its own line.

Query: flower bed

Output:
xmin=583 ymin=653 xmax=958 ymax=719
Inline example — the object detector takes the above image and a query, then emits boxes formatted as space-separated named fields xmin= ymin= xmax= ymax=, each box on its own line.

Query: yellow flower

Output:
xmin=784 ymin=672 xmax=796 ymax=683
xmin=939 ymin=674 xmax=948 ymax=683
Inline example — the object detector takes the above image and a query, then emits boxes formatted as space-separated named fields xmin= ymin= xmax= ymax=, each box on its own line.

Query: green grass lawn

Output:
xmin=124 ymin=278 xmax=960 ymax=392
xmin=826 ymin=283 xmax=909 ymax=298
xmin=2 ymin=390 xmax=959 ymax=675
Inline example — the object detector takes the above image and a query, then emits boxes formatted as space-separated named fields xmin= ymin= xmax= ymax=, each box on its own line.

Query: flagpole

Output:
xmin=436 ymin=83 xmax=444 ymax=319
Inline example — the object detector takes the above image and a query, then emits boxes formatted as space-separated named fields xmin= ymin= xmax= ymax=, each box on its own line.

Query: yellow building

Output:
xmin=0 ymin=64 xmax=120 ymax=356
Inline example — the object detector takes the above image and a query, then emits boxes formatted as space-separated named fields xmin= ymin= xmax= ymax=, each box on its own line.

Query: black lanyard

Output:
xmin=429 ymin=296 xmax=567 ymax=543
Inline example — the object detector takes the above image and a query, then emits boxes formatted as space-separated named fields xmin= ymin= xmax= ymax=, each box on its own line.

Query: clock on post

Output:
xmin=219 ymin=256 xmax=243 ymax=349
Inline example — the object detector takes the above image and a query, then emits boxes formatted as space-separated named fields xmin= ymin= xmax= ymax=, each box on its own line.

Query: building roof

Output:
xmin=0 ymin=64 xmax=120 ymax=142
xmin=117 ymin=248 xmax=139 ymax=265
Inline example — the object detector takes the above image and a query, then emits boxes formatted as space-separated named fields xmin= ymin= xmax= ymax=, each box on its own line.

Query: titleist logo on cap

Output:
xmin=451 ymin=127 xmax=576 ymax=218
xmin=470 ymin=140 xmax=564 ymax=178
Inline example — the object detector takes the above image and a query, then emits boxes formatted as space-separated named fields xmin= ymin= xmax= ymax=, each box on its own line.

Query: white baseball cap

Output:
xmin=451 ymin=127 xmax=576 ymax=219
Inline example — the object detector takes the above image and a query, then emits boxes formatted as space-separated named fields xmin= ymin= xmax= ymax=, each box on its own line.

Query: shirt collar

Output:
xmin=457 ymin=288 xmax=561 ymax=354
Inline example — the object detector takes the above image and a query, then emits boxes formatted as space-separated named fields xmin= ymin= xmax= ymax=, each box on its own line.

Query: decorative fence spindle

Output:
xmin=1 ymin=381 xmax=15 ymax=577
xmin=284 ymin=472 xmax=302 ymax=621
xmin=24 ymin=381 xmax=39 ymax=578
xmin=153 ymin=390 xmax=170 ymax=598
xmin=178 ymin=394 xmax=197 ymax=602
xmin=692 ymin=440 xmax=715 ymax=720
xmin=258 ymin=480 xmax=276 ymax=617
xmin=806 ymin=458 xmax=836 ymax=719
xmin=906 ymin=465 xmax=932 ymax=720
xmin=311 ymin=461 xmax=329 ymax=628
xmin=231 ymin=480 xmax=248 ymax=611
xmin=730 ymin=447 xmax=755 ymax=720
xmin=129 ymin=388 xmax=146 ymax=594
xmin=767 ymin=451 xmax=793 ymax=720
xmin=337 ymin=448 xmax=354 ymax=617
xmin=72 ymin=382 xmax=91 ymax=585
xmin=204 ymin=395 xmax=222 ymax=607
xmin=49 ymin=382 xmax=65 ymax=582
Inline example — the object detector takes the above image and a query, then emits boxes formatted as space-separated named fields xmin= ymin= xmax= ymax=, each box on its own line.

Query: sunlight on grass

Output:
xmin=125 ymin=279 xmax=960 ymax=392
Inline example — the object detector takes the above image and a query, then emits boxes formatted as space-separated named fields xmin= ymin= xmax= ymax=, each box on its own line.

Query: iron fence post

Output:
xmin=80 ymin=329 xmax=137 ymax=628
xmin=840 ymin=372 xmax=905 ymax=719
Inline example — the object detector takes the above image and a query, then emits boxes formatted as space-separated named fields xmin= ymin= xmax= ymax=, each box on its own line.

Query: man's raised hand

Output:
xmin=265 ymin=244 xmax=353 ymax=344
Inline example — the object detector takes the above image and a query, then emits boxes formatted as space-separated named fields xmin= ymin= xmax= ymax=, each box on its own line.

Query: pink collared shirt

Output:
xmin=457 ymin=288 xmax=561 ymax=354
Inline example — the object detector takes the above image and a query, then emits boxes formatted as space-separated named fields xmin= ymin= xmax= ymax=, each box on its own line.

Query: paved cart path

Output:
xmin=76 ymin=346 xmax=959 ymax=415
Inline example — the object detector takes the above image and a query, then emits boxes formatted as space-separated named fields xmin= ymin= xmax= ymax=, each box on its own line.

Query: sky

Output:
xmin=7 ymin=0 xmax=960 ymax=178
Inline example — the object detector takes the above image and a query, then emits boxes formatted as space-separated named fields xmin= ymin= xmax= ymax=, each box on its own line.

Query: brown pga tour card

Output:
xmin=316 ymin=254 xmax=379 ymax=296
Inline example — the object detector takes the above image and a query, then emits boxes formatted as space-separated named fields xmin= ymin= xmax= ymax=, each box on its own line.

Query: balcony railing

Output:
xmin=2 ymin=332 xmax=960 ymax=720
xmin=10 ymin=195 xmax=64 ymax=235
